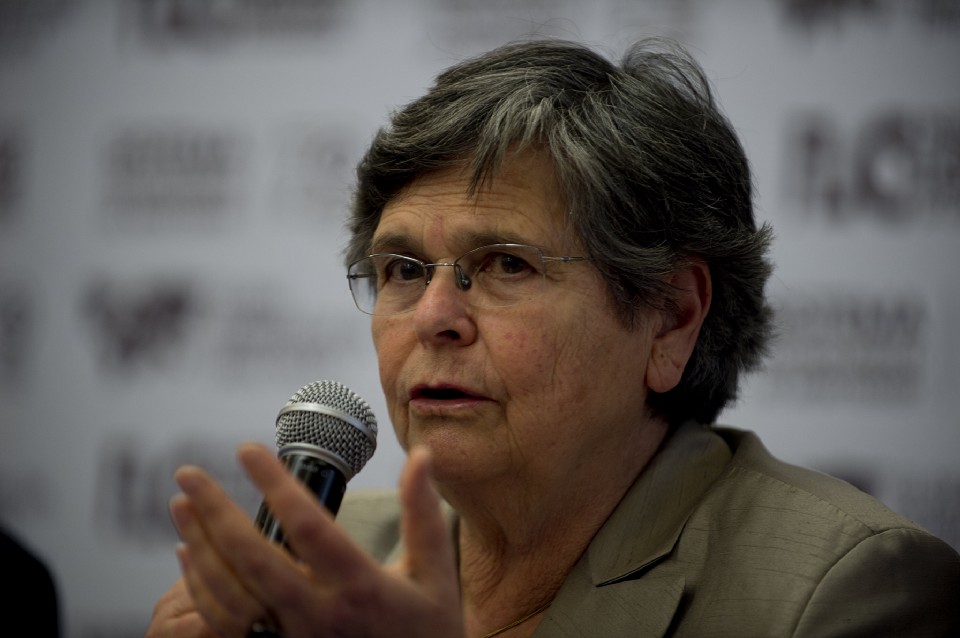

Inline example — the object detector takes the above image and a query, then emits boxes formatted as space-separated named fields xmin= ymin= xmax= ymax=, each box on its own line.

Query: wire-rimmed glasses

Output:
xmin=347 ymin=243 xmax=586 ymax=316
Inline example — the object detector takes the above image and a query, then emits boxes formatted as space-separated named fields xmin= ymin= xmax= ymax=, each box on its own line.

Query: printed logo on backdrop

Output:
xmin=268 ymin=122 xmax=366 ymax=224
xmin=103 ymin=126 xmax=243 ymax=228
xmin=0 ymin=284 xmax=32 ymax=388
xmin=425 ymin=0 xmax=592 ymax=51
xmin=80 ymin=277 xmax=364 ymax=379
xmin=127 ymin=0 xmax=347 ymax=47
xmin=785 ymin=110 xmax=960 ymax=225
xmin=95 ymin=435 xmax=261 ymax=545
xmin=780 ymin=0 xmax=960 ymax=33
xmin=426 ymin=0 xmax=704 ymax=49
xmin=758 ymin=290 xmax=927 ymax=403
xmin=0 ymin=129 xmax=23 ymax=224
xmin=212 ymin=284 xmax=362 ymax=378
xmin=82 ymin=279 xmax=198 ymax=374
xmin=0 ymin=0 xmax=76 ymax=57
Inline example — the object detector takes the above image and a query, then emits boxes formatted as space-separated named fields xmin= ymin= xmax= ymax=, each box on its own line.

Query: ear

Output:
xmin=645 ymin=260 xmax=712 ymax=394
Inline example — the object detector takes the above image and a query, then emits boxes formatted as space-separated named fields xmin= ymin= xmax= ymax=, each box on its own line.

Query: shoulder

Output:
xmin=673 ymin=427 xmax=960 ymax=636
xmin=336 ymin=489 xmax=404 ymax=563
xmin=711 ymin=427 xmax=934 ymax=535
xmin=336 ymin=489 xmax=459 ymax=564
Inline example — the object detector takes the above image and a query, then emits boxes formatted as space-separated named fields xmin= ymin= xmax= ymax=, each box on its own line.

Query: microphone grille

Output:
xmin=275 ymin=380 xmax=378 ymax=478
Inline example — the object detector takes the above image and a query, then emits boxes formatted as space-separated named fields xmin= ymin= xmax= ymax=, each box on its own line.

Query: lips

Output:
xmin=409 ymin=383 xmax=485 ymax=401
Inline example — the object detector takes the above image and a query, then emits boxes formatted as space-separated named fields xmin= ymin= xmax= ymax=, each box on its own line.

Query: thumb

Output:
xmin=398 ymin=446 xmax=458 ymax=600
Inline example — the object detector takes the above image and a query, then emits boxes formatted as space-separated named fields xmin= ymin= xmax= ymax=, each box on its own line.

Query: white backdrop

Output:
xmin=1 ymin=1 xmax=958 ymax=636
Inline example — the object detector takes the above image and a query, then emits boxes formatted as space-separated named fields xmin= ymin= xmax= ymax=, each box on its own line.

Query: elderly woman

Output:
xmin=148 ymin=39 xmax=959 ymax=637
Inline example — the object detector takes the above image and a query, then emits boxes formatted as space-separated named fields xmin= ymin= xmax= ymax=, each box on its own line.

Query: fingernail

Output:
xmin=175 ymin=542 xmax=190 ymax=569
xmin=173 ymin=466 xmax=201 ymax=494
xmin=169 ymin=494 xmax=192 ymax=530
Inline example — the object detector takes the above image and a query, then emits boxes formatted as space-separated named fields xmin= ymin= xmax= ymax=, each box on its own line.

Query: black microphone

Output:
xmin=254 ymin=380 xmax=378 ymax=551
xmin=248 ymin=381 xmax=378 ymax=638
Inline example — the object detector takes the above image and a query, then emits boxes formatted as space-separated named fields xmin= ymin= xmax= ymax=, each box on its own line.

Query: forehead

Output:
xmin=371 ymin=152 xmax=575 ymax=254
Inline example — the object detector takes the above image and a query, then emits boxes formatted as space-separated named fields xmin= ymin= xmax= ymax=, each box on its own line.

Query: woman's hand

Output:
xmin=145 ymin=444 xmax=463 ymax=638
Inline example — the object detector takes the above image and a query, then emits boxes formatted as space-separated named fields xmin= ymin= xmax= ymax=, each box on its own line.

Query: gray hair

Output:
xmin=345 ymin=38 xmax=774 ymax=426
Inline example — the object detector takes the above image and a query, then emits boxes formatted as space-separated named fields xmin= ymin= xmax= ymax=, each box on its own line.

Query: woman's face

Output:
xmin=371 ymin=152 xmax=663 ymax=489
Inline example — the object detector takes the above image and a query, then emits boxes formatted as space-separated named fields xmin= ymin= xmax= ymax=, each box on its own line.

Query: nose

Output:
xmin=424 ymin=263 xmax=471 ymax=291
xmin=413 ymin=265 xmax=478 ymax=346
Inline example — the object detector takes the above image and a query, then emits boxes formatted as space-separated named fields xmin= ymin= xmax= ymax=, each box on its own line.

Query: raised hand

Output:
xmin=146 ymin=445 xmax=462 ymax=638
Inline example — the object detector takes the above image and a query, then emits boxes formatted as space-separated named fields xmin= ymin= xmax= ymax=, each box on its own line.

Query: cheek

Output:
xmin=372 ymin=321 xmax=412 ymax=447
xmin=518 ymin=318 xmax=605 ymax=405
xmin=492 ymin=326 xmax=541 ymax=375
xmin=492 ymin=322 xmax=573 ymax=398
xmin=371 ymin=320 xmax=404 ymax=399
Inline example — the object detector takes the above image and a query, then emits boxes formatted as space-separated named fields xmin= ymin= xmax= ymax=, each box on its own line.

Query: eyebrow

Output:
xmin=369 ymin=232 xmax=418 ymax=255
xmin=369 ymin=229 xmax=537 ymax=256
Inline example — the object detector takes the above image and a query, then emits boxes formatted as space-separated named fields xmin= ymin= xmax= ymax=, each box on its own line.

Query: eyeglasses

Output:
xmin=347 ymin=243 xmax=586 ymax=316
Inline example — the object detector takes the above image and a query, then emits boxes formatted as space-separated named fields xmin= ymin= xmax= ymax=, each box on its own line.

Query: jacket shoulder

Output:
xmin=336 ymin=489 xmax=404 ymax=563
xmin=670 ymin=427 xmax=960 ymax=636
xmin=715 ymin=427 xmax=925 ymax=533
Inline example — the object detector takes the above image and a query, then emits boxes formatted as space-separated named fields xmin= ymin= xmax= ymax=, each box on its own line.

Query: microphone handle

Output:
xmin=254 ymin=450 xmax=348 ymax=551
xmin=248 ymin=451 xmax=348 ymax=637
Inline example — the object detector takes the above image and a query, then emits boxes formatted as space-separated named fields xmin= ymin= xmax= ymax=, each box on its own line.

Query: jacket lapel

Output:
xmin=535 ymin=569 xmax=686 ymax=637
xmin=533 ymin=422 xmax=732 ymax=637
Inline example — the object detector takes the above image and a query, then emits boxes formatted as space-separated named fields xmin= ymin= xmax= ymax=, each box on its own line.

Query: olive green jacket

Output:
xmin=337 ymin=422 xmax=960 ymax=637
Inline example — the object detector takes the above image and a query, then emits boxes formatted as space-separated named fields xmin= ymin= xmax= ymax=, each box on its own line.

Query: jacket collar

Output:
xmin=532 ymin=421 xmax=732 ymax=638
xmin=587 ymin=420 xmax=732 ymax=585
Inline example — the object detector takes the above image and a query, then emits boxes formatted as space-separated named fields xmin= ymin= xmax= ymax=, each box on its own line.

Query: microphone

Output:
xmin=253 ymin=380 xmax=378 ymax=551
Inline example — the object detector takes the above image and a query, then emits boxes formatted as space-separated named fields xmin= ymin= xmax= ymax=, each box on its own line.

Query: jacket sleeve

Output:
xmin=792 ymin=527 xmax=960 ymax=638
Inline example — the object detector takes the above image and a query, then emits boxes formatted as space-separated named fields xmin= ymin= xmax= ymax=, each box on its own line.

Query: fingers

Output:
xmin=237 ymin=443 xmax=377 ymax=572
xmin=235 ymin=443 xmax=382 ymax=625
xmin=145 ymin=578 xmax=221 ymax=638
xmin=170 ymin=443 xmax=376 ymax=636
xmin=165 ymin=442 xmax=464 ymax=638
xmin=398 ymin=446 xmax=459 ymax=602
xmin=171 ymin=470 xmax=277 ymax=635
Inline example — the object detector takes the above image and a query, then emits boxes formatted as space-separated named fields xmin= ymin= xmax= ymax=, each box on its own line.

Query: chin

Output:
xmin=414 ymin=429 xmax=496 ymax=481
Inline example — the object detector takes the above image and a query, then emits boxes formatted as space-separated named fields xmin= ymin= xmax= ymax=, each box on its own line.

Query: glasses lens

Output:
xmin=347 ymin=257 xmax=379 ymax=314
xmin=458 ymin=244 xmax=545 ymax=308
xmin=349 ymin=254 xmax=428 ymax=315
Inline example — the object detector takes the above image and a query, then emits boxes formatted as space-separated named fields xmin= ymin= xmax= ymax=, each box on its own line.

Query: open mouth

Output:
xmin=411 ymin=385 xmax=477 ymax=401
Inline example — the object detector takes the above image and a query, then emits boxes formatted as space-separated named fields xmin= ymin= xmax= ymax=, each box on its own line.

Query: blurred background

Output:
xmin=1 ymin=0 xmax=958 ymax=635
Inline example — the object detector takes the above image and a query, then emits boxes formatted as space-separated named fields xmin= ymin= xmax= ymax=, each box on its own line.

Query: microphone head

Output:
xmin=275 ymin=380 xmax=378 ymax=480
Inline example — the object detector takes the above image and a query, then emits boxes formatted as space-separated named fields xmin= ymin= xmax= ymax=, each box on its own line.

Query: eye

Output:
xmin=477 ymin=249 xmax=538 ymax=278
xmin=495 ymin=253 xmax=531 ymax=275
xmin=381 ymin=257 xmax=424 ymax=283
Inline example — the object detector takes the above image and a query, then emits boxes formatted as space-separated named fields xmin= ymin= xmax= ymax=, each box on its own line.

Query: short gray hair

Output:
xmin=345 ymin=38 xmax=774 ymax=425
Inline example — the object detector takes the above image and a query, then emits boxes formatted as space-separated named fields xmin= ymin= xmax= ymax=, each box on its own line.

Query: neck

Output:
xmin=448 ymin=418 xmax=669 ymax=638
